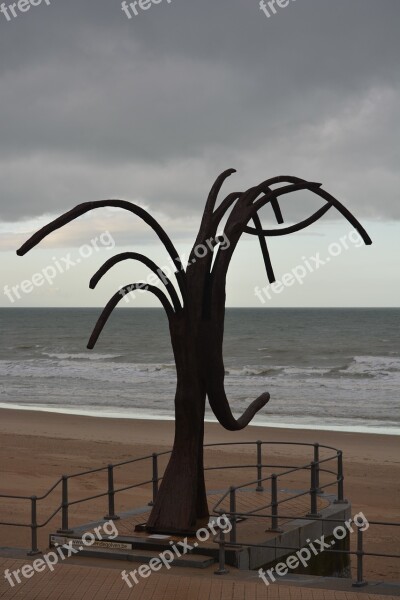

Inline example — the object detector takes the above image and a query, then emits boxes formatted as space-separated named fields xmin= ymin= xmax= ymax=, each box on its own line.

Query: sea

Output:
xmin=0 ymin=308 xmax=399 ymax=435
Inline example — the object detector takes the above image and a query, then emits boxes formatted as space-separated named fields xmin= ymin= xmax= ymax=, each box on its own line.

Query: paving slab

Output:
xmin=1 ymin=558 xmax=399 ymax=600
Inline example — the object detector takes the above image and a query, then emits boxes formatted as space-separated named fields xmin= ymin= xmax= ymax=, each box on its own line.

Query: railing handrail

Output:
xmin=0 ymin=440 xmax=338 ymax=503
xmin=212 ymin=450 xmax=339 ymax=513
xmin=212 ymin=511 xmax=400 ymax=586
xmin=0 ymin=439 xmax=343 ymax=555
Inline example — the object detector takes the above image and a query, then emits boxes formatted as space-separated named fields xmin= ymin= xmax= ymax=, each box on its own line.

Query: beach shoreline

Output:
xmin=1 ymin=403 xmax=398 ymax=436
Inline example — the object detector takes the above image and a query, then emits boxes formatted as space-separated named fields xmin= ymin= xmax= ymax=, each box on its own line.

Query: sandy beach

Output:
xmin=0 ymin=408 xmax=399 ymax=581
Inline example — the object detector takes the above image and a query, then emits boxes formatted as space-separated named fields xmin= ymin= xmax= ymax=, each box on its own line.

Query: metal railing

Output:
xmin=1 ymin=441 xmax=342 ymax=555
xmin=212 ymin=446 xmax=344 ymax=539
xmin=213 ymin=511 xmax=400 ymax=587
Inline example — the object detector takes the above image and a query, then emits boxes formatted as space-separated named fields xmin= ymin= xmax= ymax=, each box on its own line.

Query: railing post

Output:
xmin=57 ymin=476 xmax=72 ymax=534
xmin=334 ymin=451 xmax=347 ymax=504
xmin=148 ymin=453 xmax=159 ymax=506
xmin=214 ymin=526 xmax=229 ymax=575
xmin=313 ymin=443 xmax=322 ymax=493
xmin=353 ymin=526 xmax=367 ymax=587
xmin=268 ymin=474 xmax=281 ymax=532
xmin=229 ymin=486 xmax=237 ymax=543
xmin=256 ymin=440 xmax=263 ymax=492
xmin=104 ymin=465 xmax=119 ymax=520
xmin=307 ymin=461 xmax=321 ymax=518
xmin=27 ymin=496 xmax=40 ymax=556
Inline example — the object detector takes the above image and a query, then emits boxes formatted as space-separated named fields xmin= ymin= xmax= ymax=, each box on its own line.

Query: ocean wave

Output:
xmin=42 ymin=352 xmax=123 ymax=361
xmin=282 ymin=366 xmax=332 ymax=376
xmin=225 ymin=366 xmax=284 ymax=377
xmin=0 ymin=359 xmax=177 ymax=384
xmin=227 ymin=365 xmax=334 ymax=378
xmin=4 ymin=354 xmax=399 ymax=383
xmin=337 ymin=356 xmax=400 ymax=377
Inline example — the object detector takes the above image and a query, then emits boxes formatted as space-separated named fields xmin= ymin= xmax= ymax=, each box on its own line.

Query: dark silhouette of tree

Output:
xmin=17 ymin=170 xmax=372 ymax=533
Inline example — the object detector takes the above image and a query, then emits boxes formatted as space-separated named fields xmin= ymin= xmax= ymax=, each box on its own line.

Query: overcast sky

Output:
xmin=1 ymin=0 xmax=399 ymax=308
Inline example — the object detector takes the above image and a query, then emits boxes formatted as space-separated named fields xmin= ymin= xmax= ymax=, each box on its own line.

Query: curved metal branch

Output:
xmin=244 ymin=203 xmax=332 ymax=237
xmin=248 ymin=184 xmax=286 ymax=284
xmin=204 ymin=320 xmax=270 ymax=431
xmin=87 ymin=283 xmax=174 ymax=349
xmin=211 ymin=182 xmax=322 ymax=284
xmin=207 ymin=381 xmax=270 ymax=431
xmin=270 ymin=197 xmax=284 ymax=224
xmin=251 ymin=213 xmax=276 ymax=283
xmin=90 ymin=252 xmax=182 ymax=312
xmin=250 ymin=181 xmax=372 ymax=245
xmin=312 ymin=187 xmax=372 ymax=245
xmin=190 ymin=169 xmax=237 ymax=260
xmin=212 ymin=186 xmax=283 ymax=243
xmin=205 ymin=169 xmax=237 ymax=217
xmin=186 ymin=172 xmax=238 ymax=315
xmin=249 ymin=181 xmax=324 ymax=215
xmin=243 ymin=175 xmax=307 ymax=208
xmin=212 ymin=192 xmax=242 ymax=227
xmin=16 ymin=199 xmax=187 ymax=297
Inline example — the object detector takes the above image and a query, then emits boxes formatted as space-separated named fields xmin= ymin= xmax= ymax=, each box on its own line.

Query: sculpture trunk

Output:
xmin=146 ymin=316 xmax=210 ymax=533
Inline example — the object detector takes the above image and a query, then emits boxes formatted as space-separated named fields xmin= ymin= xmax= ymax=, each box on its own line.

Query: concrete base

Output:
xmin=49 ymin=495 xmax=351 ymax=578
xmin=230 ymin=496 xmax=352 ymax=575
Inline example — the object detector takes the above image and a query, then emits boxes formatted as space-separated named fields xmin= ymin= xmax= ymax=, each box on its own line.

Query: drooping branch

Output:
xmin=205 ymin=337 xmax=270 ymax=430
xmin=251 ymin=213 xmax=276 ymax=283
xmin=208 ymin=386 xmax=270 ymax=431
xmin=16 ymin=199 xmax=187 ymax=298
xmin=90 ymin=252 xmax=182 ymax=312
xmin=247 ymin=183 xmax=286 ymax=284
xmin=250 ymin=183 xmax=372 ymax=245
xmin=211 ymin=181 xmax=324 ymax=288
xmin=310 ymin=186 xmax=372 ymax=245
xmin=87 ymin=283 xmax=175 ymax=349
xmin=249 ymin=181 xmax=324 ymax=215
xmin=208 ymin=185 xmax=284 ymax=291
xmin=244 ymin=203 xmax=332 ymax=236
xmin=205 ymin=176 xmax=373 ymax=432
xmin=270 ymin=196 xmax=284 ymax=224
xmin=246 ymin=175 xmax=309 ymax=207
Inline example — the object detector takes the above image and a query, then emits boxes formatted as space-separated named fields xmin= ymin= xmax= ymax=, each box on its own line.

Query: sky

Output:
xmin=0 ymin=0 xmax=399 ymax=308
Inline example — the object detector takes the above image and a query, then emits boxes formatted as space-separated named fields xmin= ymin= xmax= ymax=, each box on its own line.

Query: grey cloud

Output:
xmin=0 ymin=0 xmax=399 ymax=223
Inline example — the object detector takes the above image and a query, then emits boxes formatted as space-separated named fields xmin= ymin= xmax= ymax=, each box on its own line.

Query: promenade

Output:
xmin=1 ymin=557 xmax=398 ymax=600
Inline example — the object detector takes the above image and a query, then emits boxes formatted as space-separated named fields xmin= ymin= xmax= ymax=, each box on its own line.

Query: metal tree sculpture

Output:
xmin=17 ymin=170 xmax=371 ymax=533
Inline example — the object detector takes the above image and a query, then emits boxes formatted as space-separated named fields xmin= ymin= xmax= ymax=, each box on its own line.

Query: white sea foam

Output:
xmin=339 ymin=356 xmax=400 ymax=376
xmin=43 ymin=352 xmax=122 ymax=361
xmin=1 ymin=403 xmax=399 ymax=436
